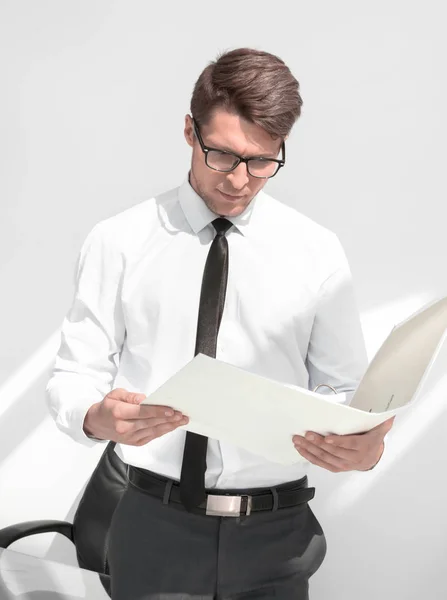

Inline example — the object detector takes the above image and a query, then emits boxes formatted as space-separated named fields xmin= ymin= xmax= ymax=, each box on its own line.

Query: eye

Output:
xmin=206 ymin=150 xmax=239 ymax=172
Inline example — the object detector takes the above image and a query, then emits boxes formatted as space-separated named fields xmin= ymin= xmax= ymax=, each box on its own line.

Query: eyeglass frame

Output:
xmin=191 ymin=116 xmax=286 ymax=179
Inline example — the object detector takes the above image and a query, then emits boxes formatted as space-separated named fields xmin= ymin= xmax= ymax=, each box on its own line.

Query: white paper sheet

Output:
xmin=350 ymin=294 xmax=447 ymax=412
xmin=142 ymin=295 xmax=447 ymax=464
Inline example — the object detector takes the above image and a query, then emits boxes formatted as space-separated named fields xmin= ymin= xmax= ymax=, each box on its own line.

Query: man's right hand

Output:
xmin=82 ymin=388 xmax=189 ymax=446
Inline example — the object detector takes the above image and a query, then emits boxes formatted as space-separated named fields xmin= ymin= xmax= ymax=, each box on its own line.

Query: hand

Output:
xmin=292 ymin=416 xmax=395 ymax=472
xmin=83 ymin=388 xmax=189 ymax=446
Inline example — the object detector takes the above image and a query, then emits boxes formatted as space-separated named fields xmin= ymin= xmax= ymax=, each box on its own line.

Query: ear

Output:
xmin=184 ymin=114 xmax=194 ymax=148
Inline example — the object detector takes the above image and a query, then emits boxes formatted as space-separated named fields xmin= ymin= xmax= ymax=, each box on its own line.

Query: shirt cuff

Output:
xmin=46 ymin=382 xmax=109 ymax=447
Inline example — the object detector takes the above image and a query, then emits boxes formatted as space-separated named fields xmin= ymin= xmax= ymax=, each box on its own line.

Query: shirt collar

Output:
xmin=178 ymin=171 xmax=262 ymax=237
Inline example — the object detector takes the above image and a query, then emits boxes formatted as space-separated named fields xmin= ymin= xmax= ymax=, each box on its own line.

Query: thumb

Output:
xmin=381 ymin=415 xmax=396 ymax=433
xmin=369 ymin=415 xmax=395 ymax=434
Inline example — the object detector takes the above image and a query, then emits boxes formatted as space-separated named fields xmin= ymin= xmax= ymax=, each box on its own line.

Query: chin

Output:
xmin=213 ymin=198 xmax=241 ymax=213
xmin=214 ymin=191 xmax=248 ymax=212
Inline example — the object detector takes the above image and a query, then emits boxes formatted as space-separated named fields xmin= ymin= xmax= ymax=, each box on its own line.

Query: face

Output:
xmin=184 ymin=109 xmax=284 ymax=218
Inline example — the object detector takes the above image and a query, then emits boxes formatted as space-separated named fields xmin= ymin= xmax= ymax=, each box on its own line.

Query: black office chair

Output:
xmin=0 ymin=441 xmax=127 ymax=598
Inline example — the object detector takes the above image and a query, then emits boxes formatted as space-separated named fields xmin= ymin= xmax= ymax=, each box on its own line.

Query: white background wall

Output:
xmin=1 ymin=1 xmax=447 ymax=599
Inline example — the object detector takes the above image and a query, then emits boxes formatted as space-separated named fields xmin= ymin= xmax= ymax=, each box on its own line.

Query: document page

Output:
xmin=142 ymin=295 xmax=447 ymax=464
xmin=350 ymin=295 xmax=447 ymax=413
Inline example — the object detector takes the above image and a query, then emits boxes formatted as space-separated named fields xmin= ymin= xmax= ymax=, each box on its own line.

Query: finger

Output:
xmin=151 ymin=417 xmax=189 ymax=438
xmin=137 ymin=404 xmax=184 ymax=420
xmin=326 ymin=417 xmax=395 ymax=447
xmin=298 ymin=430 xmax=365 ymax=451
xmin=366 ymin=416 xmax=396 ymax=434
xmin=295 ymin=444 xmax=347 ymax=473
xmin=107 ymin=391 xmax=178 ymax=418
xmin=294 ymin=435 xmax=359 ymax=465
xmin=132 ymin=414 xmax=186 ymax=432
xmin=381 ymin=416 xmax=396 ymax=433
xmin=133 ymin=417 xmax=189 ymax=445
xmin=115 ymin=416 xmax=184 ymax=436
xmin=108 ymin=389 xmax=147 ymax=404
xmin=116 ymin=403 xmax=183 ymax=421
xmin=320 ymin=433 xmax=364 ymax=450
xmin=110 ymin=400 xmax=184 ymax=425
xmin=324 ymin=425 xmax=389 ymax=449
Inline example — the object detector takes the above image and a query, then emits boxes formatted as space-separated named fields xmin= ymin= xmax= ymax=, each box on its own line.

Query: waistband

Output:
xmin=126 ymin=465 xmax=315 ymax=518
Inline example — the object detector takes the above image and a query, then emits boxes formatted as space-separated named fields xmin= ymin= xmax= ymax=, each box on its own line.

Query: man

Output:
xmin=46 ymin=47 xmax=394 ymax=599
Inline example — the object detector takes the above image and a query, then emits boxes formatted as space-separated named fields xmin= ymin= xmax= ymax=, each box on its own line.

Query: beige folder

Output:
xmin=142 ymin=295 xmax=447 ymax=464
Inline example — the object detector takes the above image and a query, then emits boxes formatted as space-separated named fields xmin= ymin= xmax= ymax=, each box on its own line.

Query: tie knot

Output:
xmin=212 ymin=217 xmax=233 ymax=237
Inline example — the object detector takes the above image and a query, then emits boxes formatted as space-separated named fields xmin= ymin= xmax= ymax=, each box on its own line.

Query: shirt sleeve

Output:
xmin=45 ymin=221 xmax=126 ymax=446
xmin=306 ymin=234 xmax=369 ymax=406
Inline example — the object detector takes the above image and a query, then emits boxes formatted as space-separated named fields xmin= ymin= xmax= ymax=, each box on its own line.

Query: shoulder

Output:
xmin=257 ymin=189 xmax=350 ymax=282
xmin=83 ymin=185 xmax=179 ymax=254
xmin=259 ymin=189 xmax=343 ymax=254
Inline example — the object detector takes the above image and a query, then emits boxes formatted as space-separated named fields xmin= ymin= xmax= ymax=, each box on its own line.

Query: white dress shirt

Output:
xmin=46 ymin=173 xmax=368 ymax=489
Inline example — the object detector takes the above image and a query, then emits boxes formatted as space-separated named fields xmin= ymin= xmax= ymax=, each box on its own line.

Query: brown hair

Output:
xmin=190 ymin=47 xmax=303 ymax=141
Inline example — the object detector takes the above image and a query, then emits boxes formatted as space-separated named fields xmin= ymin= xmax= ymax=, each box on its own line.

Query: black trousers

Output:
xmin=107 ymin=471 xmax=327 ymax=599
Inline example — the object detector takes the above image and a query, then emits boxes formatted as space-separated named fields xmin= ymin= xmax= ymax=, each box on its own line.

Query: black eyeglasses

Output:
xmin=192 ymin=116 xmax=285 ymax=179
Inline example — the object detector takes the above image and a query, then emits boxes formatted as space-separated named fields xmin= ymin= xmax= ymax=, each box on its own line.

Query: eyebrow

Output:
xmin=208 ymin=141 xmax=279 ymax=160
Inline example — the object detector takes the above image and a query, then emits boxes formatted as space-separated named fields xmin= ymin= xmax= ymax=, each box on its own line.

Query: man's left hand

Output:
xmin=292 ymin=416 xmax=395 ymax=472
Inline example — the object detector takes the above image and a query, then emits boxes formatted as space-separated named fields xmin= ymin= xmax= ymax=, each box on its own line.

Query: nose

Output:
xmin=227 ymin=161 xmax=250 ymax=190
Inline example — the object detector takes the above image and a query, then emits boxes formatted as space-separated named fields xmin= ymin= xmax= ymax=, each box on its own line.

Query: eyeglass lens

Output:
xmin=206 ymin=150 xmax=279 ymax=178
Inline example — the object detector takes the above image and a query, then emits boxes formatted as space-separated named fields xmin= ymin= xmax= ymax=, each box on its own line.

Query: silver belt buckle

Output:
xmin=205 ymin=494 xmax=252 ymax=517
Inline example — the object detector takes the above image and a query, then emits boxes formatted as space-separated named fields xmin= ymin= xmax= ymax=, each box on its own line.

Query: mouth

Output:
xmin=218 ymin=190 xmax=244 ymax=201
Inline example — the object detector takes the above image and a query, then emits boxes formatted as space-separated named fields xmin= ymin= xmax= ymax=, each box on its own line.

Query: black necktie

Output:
xmin=179 ymin=217 xmax=233 ymax=511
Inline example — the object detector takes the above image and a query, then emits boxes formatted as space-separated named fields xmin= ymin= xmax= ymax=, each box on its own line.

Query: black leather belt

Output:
xmin=127 ymin=466 xmax=315 ymax=517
